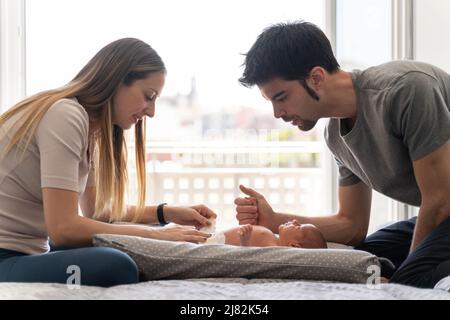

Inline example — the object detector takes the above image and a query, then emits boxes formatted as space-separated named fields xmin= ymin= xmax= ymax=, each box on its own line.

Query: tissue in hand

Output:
xmin=200 ymin=217 xmax=216 ymax=234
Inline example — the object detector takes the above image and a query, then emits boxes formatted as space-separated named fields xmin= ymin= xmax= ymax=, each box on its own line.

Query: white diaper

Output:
xmin=204 ymin=231 xmax=226 ymax=245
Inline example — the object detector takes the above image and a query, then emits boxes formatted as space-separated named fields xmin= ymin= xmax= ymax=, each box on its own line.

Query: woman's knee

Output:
xmin=81 ymin=247 xmax=139 ymax=287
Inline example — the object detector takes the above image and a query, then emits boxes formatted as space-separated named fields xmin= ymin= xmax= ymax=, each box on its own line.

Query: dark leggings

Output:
xmin=355 ymin=215 xmax=450 ymax=288
xmin=0 ymin=244 xmax=139 ymax=287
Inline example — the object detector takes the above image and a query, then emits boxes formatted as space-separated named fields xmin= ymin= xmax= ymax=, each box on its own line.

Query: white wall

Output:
xmin=415 ymin=0 xmax=450 ymax=72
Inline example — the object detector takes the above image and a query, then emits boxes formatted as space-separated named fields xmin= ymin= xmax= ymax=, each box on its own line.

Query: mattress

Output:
xmin=1 ymin=278 xmax=449 ymax=300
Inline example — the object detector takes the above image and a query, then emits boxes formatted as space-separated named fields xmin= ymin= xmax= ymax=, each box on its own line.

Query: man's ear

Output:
xmin=307 ymin=66 xmax=326 ymax=89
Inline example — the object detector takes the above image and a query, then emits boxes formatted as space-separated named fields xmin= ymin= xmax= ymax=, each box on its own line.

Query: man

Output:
xmin=235 ymin=21 xmax=450 ymax=288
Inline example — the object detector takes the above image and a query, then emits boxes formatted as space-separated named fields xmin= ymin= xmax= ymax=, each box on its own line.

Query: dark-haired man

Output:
xmin=235 ymin=21 xmax=450 ymax=288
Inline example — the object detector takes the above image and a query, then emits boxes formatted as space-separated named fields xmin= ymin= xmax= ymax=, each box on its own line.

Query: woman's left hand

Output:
xmin=164 ymin=204 xmax=217 ymax=230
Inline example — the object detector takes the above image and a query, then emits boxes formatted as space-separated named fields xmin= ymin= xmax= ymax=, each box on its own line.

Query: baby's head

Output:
xmin=278 ymin=219 xmax=327 ymax=249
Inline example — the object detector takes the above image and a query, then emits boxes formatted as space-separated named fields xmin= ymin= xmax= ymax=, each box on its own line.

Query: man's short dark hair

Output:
xmin=239 ymin=21 xmax=340 ymax=88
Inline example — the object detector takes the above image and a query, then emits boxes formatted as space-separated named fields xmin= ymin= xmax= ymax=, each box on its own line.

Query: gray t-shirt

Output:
xmin=0 ymin=98 xmax=95 ymax=254
xmin=325 ymin=61 xmax=450 ymax=207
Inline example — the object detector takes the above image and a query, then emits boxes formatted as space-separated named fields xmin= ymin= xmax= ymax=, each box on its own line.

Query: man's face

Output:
xmin=259 ymin=77 xmax=320 ymax=132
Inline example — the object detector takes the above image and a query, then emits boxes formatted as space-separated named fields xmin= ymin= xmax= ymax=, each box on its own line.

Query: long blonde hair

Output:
xmin=0 ymin=38 xmax=166 ymax=222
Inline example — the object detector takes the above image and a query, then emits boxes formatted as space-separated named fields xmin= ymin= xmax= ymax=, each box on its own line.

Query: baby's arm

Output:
xmin=237 ymin=224 xmax=253 ymax=246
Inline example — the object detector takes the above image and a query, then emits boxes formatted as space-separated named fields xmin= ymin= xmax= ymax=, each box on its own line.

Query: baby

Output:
xmin=205 ymin=219 xmax=328 ymax=249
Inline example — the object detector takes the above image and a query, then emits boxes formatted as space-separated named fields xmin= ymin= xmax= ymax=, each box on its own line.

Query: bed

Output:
xmin=1 ymin=277 xmax=449 ymax=300
xmin=2 ymin=234 xmax=449 ymax=300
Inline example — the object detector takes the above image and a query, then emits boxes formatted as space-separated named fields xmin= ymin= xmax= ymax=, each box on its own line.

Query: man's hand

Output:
xmin=234 ymin=185 xmax=276 ymax=229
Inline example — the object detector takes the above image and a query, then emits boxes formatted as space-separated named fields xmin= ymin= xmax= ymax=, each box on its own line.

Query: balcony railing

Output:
xmin=127 ymin=141 xmax=327 ymax=230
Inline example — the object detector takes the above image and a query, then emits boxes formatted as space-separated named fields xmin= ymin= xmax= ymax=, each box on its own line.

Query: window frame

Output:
xmin=0 ymin=0 xmax=26 ymax=112
xmin=2 ymin=0 xmax=421 ymax=225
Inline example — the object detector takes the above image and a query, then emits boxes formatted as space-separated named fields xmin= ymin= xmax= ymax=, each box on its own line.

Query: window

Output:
xmin=336 ymin=0 xmax=392 ymax=69
xmin=336 ymin=0 xmax=399 ymax=233
xmin=0 ymin=0 xmax=25 ymax=111
xmin=415 ymin=0 xmax=450 ymax=72
xmin=26 ymin=0 xmax=328 ymax=230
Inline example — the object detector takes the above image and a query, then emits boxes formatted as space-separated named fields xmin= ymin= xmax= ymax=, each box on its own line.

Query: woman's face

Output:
xmin=112 ymin=71 xmax=166 ymax=129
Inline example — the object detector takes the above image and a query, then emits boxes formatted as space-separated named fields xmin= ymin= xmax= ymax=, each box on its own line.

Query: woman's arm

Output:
xmin=44 ymin=187 xmax=210 ymax=247
xmin=79 ymin=185 xmax=158 ymax=223
xmin=79 ymin=186 xmax=216 ymax=228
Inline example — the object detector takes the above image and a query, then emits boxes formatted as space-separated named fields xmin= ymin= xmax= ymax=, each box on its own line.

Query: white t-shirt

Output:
xmin=0 ymin=98 xmax=95 ymax=254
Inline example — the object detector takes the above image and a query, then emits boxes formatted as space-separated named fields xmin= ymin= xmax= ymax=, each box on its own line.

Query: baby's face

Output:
xmin=278 ymin=220 xmax=325 ymax=248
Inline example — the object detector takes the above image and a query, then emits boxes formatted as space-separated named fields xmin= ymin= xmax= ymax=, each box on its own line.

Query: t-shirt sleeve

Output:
xmin=335 ymin=157 xmax=361 ymax=186
xmin=388 ymin=72 xmax=450 ymax=161
xmin=35 ymin=99 xmax=89 ymax=192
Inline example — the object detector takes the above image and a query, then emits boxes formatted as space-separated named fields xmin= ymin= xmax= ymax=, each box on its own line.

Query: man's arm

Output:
xmin=410 ymin=140 xmax=450 ymax=252
xmin=236 ymin=182 xmax=372 ymax=246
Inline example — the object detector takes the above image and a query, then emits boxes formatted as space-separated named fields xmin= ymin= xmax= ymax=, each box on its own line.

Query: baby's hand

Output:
xmin=237 ymin=224 xmax=253 ymax=246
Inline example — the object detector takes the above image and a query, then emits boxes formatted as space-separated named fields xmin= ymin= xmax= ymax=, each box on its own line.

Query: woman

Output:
xmin=0 ymin=38 xmax=215 ymax=287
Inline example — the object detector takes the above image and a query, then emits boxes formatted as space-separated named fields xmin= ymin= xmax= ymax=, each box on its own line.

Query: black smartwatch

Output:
xmin=157 ymin=203 xmax=168 ymax=225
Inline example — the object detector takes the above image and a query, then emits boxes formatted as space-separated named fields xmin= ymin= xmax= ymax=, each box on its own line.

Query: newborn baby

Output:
xmin=207 ymin=219 xmax=328 ymax=249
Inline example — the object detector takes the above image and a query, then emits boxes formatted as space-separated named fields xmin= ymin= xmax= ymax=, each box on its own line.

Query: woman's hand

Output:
xmin=148 ymin=224 xmax=211 ymax=243
xmin=164 ymin=204 xmax=217 ymax=230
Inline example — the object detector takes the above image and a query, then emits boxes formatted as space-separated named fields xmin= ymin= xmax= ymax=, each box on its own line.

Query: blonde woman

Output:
xmin=0 ymin=38 xmax=215 ymax=287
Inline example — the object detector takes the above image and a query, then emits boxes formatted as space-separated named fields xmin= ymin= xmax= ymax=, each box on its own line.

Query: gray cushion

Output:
xmin=93 ymin=234 xmax=382 ymax=283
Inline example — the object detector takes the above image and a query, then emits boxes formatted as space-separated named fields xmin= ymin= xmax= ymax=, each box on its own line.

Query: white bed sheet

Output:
xmin=1 ymin=278 xmax=449 ymax=300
